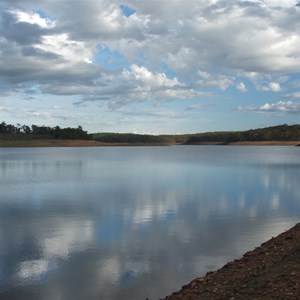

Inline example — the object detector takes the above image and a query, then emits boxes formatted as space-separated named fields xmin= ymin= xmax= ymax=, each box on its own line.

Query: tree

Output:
xmin=0 ymin=122 xmax=7 ymax=134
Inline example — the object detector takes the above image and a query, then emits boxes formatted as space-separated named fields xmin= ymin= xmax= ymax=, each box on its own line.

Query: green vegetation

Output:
xmin=91 ymin=132 xmax=170 ymax=144
xmin=185 ymin=124 xmax=300 ymax=144
xmin=90 ymin=132 xmax=192 ymax=144
xmin=91 ymin=124 xmax=300 ymax=145
xmin=0 ymin=122 xmax=89 ymax=140
xmin=1 ymin=122 xmax=299 ymax=145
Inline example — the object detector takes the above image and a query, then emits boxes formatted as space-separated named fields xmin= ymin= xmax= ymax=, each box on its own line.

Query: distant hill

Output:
xmin=1 ymin=121 xmax=299 ymax=146
xmin=184 ymin=124 xmax=300 ymax=145
xmin=90 ymin=132 xmax=192 ymax=144
xmin=91 ymin=124 xmax=300 ymax=145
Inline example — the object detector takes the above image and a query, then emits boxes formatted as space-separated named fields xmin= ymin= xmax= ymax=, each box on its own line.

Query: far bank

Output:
xmin=0 ymin=139 xmax=300 ymax=147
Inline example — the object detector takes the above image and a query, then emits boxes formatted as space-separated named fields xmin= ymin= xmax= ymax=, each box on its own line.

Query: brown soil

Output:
xmin=0 ymin=139 xmax=299 ymax=147
xmin=160 ymin=223 xmax=300 ymax=300
xmin=0 ymin=139 xmax=130 ymax=147
xmin=189 ymin=141 xmax=300 ymax=146
xmin=229 ymin=141 xmax=300 ymax=146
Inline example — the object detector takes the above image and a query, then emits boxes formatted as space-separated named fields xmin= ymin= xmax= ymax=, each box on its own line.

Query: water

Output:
xmin=0 ymin=146 xmax=299 ymax=300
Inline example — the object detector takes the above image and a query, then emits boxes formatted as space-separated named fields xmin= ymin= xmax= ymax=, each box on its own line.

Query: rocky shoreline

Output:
xmin=160 ymin=223 xmax=300 ymax=300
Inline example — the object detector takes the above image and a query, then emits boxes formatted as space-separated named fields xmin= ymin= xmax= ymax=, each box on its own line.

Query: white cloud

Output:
xmin=236 ymin=82 xmax=248 ymax=92
xmin=123 ymin=64 xmax=180 ymax=89
xmin=197 ymin=71 xmax=234 ymax=90
xmin=10 ymin=9 xmax=56 ymax=29
xmin=242 ymin=73 xmax=288 ymax=92
xmin=240 ymin=100 xmax=300 ymax=113
xmin=1 ymin=0 xmax=300 ymax=131
xmin=285 ymin=91 xmax=300 ymax=98
xmin=120 ymin=64 xmax=198 ymax=101
xmin=260 ymin=100 xmax=299 ymax=111
xmin=166 ymin=47 xmax=199 ymax=74
xmin=3 ymin=1 xmax=300 ymax=92
xmin=261 ymin=0 xmax=299 ymax=7
xmin=34 ymin=33 xmax=93 ymax=64
xmin=262 ymin=82 xmax=282 ymax=92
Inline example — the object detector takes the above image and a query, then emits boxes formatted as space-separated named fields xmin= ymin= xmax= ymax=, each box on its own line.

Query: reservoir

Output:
xmin=0 ymin=146 xmax=299 ymax=300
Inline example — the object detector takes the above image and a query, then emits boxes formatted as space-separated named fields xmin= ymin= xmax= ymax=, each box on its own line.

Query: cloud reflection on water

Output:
xmin=0 ymin=146 xmax=299 ymax=300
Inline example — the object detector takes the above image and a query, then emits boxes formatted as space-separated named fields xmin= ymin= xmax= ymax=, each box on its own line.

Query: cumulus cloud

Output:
xmin=242 ymin=73 xmax=288 ymax=93
xmin=122 ymin=64 xmax=198 ymax=100
xmin=197 ymin=71 xmax=234 ymax=90
xmin=34 ymin=33 xmax=93 ymax=63
xmin=1 ymin=1 xmax=300 ymax=92
xmin=0 ymin=0 xmax=300 ymax=131
xmin=86 ymin=65 xmax=198 ymax=109
xmin=9 ymin=9 xmax=56 ymax=29
xmin=262 ymin=82 xmax=282 ymax=92
xmin=260 ymin=100 xmax=300 ymax=112
xmin=122 ymin=65 xmax=181 ymax=90
xmin=239 ymin=100 xmax=300 ymax=113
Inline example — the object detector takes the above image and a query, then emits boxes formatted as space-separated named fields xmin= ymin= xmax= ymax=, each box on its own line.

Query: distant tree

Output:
xmin=94 ymin=133 xmax=167 ymax=144
xmin=0 ymin=122 xmax=7 ymax=134
xmin=185 ymin=124 xmax=300 ymax=144
xmin=21 ymin=125 xmax=31 ymax=134
xmin=6 ymin=124 xmax=16 ymax=134
xmin=53 ymin=126 xmax=61 ymax=139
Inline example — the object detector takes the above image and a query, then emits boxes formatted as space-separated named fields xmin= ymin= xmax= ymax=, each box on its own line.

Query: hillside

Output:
xmin=1 ymin=122 xmax=299 ymax=146
xmin=91 ymin=124 xmax=300 ymax=145
xmin=185 ymin=124 xmax=300 ymax=145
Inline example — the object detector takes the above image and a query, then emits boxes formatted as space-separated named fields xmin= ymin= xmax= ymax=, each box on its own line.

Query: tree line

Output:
xmin=0 ymin=122 xmax=89 ymax=140
xmin=185 ymin=124 xmax=300 ymax=144
xmin=1 ymin=122 xmax=299 ymax=144
xmin=91 ymin=132 xmax=168 ymax=144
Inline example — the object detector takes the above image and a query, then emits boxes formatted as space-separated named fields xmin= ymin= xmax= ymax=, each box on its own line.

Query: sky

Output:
xmin=0 ymin=0 xmax=300 ymax=134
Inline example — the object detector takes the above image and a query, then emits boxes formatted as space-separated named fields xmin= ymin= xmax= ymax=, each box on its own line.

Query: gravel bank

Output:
xmin=160 ymin=223 xmax=300 ymax=300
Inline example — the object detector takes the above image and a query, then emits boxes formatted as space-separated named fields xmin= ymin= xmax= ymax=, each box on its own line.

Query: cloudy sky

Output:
xmin=0 ymin=0 xmax=300 ymax=134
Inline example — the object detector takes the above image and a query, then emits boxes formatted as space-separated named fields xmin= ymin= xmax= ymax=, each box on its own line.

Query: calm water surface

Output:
xmin=0 ymin=146 xmax=299 ymax=300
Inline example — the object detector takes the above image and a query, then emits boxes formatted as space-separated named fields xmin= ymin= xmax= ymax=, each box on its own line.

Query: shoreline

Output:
xmin=160 ymin=222 xmax=300 ymax=300
xmin=0 ymin=139 xmax=299 ymax=147
xmin=186 ymin=140 xmax=300 ymax=146
xmin=0 ymin=139 xmax=131 ymax=147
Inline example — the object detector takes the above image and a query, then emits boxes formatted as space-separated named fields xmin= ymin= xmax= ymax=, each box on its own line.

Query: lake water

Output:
xmin=0 ymin=146 xmax=299 ymax=300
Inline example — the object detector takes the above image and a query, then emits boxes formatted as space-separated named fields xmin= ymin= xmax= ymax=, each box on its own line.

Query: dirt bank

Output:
xmin=0 ymin=139 xmax=131 ymax=147
xmin=160 ymin=223 xmax=300 ymax=300
xmin=1 ymin=139 xmax=300 ymax=147
xmin=187 ymin=141 xmax=300 ymax=146
xmin=229 ymin=141 xmax=300 ymax=146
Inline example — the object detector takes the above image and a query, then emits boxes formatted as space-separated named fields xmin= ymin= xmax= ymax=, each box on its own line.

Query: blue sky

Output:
xmin=0 ymin=0 xmax=299 ymax=134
